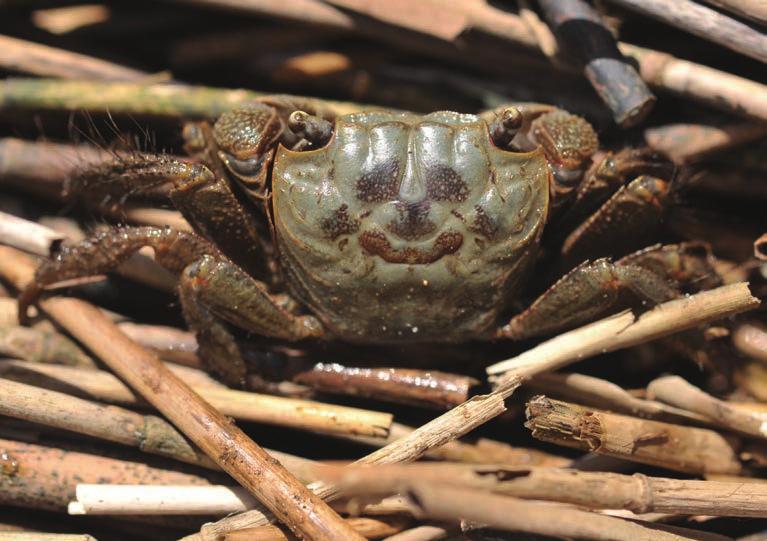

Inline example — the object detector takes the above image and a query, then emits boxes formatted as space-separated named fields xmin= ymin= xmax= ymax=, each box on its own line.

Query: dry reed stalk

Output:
xmin=0 ymin=247 xmax=364 ymax=541
xmin=528 ymin=372 xmax=711 ymax=425
xmin=0 ymin=325 xmax=95 ymax=367
xmin=647 ymin=375 xmax=767 ymax=438
xmin=0 ymin=211 xmax=64 ymax=256
xmin=0 ymin=359 xmax=390 ymax=438
xmin=226 ymin=517 xmax=408 ymax=541
xmin=0 ymin=34 xmax=149 ymax=81
xmin=756 ymin=233 xmax=767 ymax=260
xmin=0 ymin=535 xmax=98 ymax=541
xmin=0 ymin=378 xmax=217 ymax=468
xmin=188 ymin=378 xmax=521 ymax=540
xmin=0 ymin=208 xmax=176 ymax=292
xmin=621 ymin=43 xmax=767 ymax=122
xmin=486 ymin=282 xmax=759 ymax=381
xmin=525 ymin=396 xmax=743 ymax=475
xmin=292 ymin=364 xmax=475 ymax=410
xmin=643 ymin=122 xmax=767 ymax=165
xmin=0 ymin=438 xmax=214 ymax=512
xmin=733 ymin=323 xmax=767 ymax=364
xmin=330 ymin=480 xmax=729 ymax=541
xmin=607 ymin=0 xmax=767 ymax=63
xmin=700 ymin=0 xmax=767 ymax=24
xmin=351 ymin=421 xmax=570 ymax=467
xmin=315 ymin=462 xmax=767 ymax=518
xmin=0 ymin=78 xmax=366 ymax=120
xmin=380 ymin=525 xmax=451 ymax=541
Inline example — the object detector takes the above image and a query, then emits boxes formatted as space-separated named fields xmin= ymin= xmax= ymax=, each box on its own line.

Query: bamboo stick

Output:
xmin=0 ymin=359 xmax=391 ymax=438
xmin=647 ymin=375 xmax=767 ymax=438
xmin=0 ymin=34 xmax=149 ymax=81
xmin=0 ymin=378 xmax=217 ymax=468
xmin=486 ymin=282 xmax=760 ymax=381
xmin=315 ymin=462 xmax=767 ymax=518
xmin=525 ymin=396 xmax=743 ymax=475
xmin=0 ymin=438 xmax=214 ymax=512
xmin=607 ymin=0 xmax=767 ymax=63
xmin=0 ymin=247 xmax=364 ymax=541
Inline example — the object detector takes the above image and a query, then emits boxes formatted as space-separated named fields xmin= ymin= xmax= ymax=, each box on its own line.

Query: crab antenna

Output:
xmin=489 ymin=107 xmax=523 ymax=149
xmin=288 ymin=110 xmax=334 ymax=147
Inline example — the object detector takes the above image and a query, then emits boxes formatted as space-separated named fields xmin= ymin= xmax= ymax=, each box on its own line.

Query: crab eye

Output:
xmin=288 ymin=110 xmax=334 ymax=149
xmin=488 ymin=107 xmax=523 ymax=149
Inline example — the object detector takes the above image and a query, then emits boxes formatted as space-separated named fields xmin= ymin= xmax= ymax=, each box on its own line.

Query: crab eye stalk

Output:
xmin=489 ymin=107 xmax=523 ymax=149
xmin=288 ymin=110 xmax=334 ymax=149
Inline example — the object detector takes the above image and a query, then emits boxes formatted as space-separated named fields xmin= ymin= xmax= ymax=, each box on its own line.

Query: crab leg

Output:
xmin=500 ymin=242 xmax=724 ymax=341
xmin=68 ymin=153 xmax=272 ymax=280
xmin=499 ymin=257 xmax=678 ymax=340
xmin=18 ymin=226 xmax=322 ymax=385
xmin=560 ymin=175 xmax=672 ymax=265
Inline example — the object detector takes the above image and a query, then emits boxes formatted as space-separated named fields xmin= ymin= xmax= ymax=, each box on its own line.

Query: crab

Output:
xmin=18 ymin=96 xmax=721 ymax=385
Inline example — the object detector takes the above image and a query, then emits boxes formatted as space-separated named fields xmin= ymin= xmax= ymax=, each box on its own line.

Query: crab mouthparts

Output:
xmin=359 ymin=230 xmax=463 ymax=264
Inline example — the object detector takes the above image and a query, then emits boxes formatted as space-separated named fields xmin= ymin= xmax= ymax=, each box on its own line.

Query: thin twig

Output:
xmin=525 ymin=396 xmax=743 ymax=475
xmin=0 ymin=246 xmax=364 ymax=541
xmin=486 ymin=282 xmax=760 ymax=380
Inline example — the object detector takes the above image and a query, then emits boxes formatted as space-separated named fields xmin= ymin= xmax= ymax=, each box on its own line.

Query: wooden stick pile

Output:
xmin=1 ymin=1 xmax=766 ymax=540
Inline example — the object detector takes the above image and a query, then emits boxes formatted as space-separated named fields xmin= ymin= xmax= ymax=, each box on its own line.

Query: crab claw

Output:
xmin=288 ymin=110 xmax=334 ymax=148
xmin=489 ymin=107 xmax=523 ymax=149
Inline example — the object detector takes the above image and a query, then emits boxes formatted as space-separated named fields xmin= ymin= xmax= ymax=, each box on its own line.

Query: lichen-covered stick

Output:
xmin=0 ymin=246 xmax=365 ymax=541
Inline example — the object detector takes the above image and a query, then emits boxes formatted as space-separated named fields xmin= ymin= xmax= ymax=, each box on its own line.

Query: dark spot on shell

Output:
xmin=425 ymin=164 xmax=469 ymax=202
xmin=469 ymin=205 xmax=498 ymax=239
xmin=338 ymin=238 xmax=349 ymax=251
xmin=356 ymin=160 xmax=400 ymax=202
xmin=387 ymin=201 xmax=436 ymax=240
xmin=321 ymin=204 xmax=360 ymax=240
